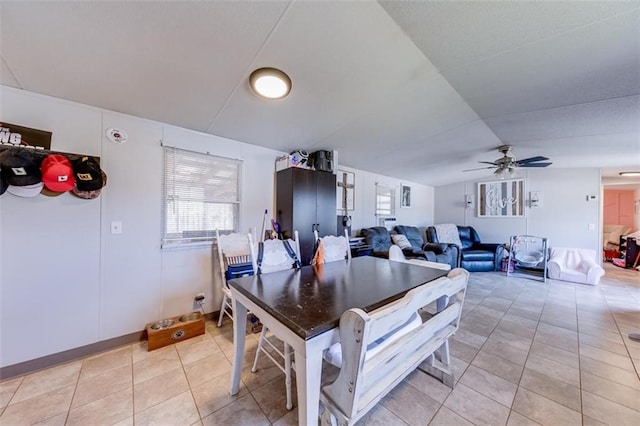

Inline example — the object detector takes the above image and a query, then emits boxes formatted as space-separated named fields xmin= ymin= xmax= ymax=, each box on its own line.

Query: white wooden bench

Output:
xmin=320 ymin=268 xmax=469 ymax=425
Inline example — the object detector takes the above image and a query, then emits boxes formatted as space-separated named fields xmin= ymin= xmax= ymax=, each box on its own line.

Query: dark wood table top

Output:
xmin=228 ymin=256 xmax=449 ymax=340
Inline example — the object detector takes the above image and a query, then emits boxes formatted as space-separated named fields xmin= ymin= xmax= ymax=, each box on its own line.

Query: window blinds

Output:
xmin=162 ymin=146 xmax=240 ymax=247
xmin=375 ymin=184 xmax=396 ymax=216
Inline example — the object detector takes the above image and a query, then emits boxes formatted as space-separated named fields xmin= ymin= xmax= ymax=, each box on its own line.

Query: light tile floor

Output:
xmin=1 ymin=263 xmax=639 ymax=425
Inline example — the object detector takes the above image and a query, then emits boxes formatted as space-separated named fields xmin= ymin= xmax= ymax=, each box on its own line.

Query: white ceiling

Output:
xmin=1 ymin=1 xmax=638 ymax=187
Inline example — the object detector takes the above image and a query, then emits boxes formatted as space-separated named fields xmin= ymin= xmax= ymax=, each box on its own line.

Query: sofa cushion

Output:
xmin=391 ymin=234 xmax=412 ymax=249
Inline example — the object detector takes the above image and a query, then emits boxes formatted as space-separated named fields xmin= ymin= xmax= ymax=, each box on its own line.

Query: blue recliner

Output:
xmin=426 ymin=226 xmax=505 ymax=272
xmin=359 ymin=227 xmax=394 ymax=258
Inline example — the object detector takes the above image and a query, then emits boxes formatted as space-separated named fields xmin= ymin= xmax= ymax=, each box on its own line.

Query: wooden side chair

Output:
xmin=248 ymin=231 xmax=301 ymax=410
xmin=215 ymin=230 xmax=254 ymax=327
xmin=313 ymin=229 xmax=351 ymax=263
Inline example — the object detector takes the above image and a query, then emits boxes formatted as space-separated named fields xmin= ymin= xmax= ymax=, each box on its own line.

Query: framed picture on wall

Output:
xmin=401 ymin=184 xmax=411 ymax=208
xmin=477 ymin=179 xmax=524 ymax=217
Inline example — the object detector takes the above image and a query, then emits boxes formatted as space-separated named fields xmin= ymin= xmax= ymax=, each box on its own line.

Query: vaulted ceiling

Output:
xmin=1 ymin=1 xmax=638 ymax=186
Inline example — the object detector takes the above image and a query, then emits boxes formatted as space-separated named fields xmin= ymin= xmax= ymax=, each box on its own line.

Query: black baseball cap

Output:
xmin=0 ymin=149 xmax=42 ymax=186
xmin=73 ymin=156 xmax=103 ymax=191
xmin=0 ymin=171 xmax=7 ymax=195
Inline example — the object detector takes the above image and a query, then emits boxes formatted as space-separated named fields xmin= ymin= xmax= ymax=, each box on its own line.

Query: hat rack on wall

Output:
xmin=0 ymin=145 xmax=100 ymax=164
xmin=0 ymin=145 xmax=106 ymax=199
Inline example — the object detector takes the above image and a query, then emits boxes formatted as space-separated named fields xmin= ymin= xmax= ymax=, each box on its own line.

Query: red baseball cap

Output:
xmin=41 ymin=154 xmax=75 ymax=192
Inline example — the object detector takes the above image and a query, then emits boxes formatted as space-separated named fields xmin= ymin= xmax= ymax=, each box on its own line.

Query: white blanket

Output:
xmin=434 ymin=223 xmax=462 ymax=247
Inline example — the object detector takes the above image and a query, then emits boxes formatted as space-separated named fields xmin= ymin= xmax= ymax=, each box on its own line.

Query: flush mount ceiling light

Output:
xmin=619 ymin=171 xmax=640 ymax=177
xmin=249 ymin=67 xmax=291 ymax=99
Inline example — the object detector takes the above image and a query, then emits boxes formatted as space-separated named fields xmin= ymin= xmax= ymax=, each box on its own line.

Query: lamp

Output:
xmin=530 ymin=191 xmax=542 ymax=208
xmin=465 ymin=194 xmax=474 ymax=209
xmin=619 ymin=171 xmax=640 ymax=177
xmin=249 ymin=67 xmax=291 ymax=99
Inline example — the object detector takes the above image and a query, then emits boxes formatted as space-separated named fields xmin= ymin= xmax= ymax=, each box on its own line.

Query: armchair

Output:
xmin=547 ymin=247 xmax=604 ymax=285
xmin=360 ymin=226 xmax=394 ymax=258
xmin=394 ymin=225 xmax=457 ymax=269
xmin=426 ymin=225 xmax=505 ymax=272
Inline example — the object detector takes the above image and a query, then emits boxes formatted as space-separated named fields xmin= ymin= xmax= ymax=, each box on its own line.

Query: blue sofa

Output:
xmin=360 ymin=226 xmax=455 ymax=268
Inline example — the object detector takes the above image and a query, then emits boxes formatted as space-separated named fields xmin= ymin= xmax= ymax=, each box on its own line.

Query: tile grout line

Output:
xmin=0 ymin=376 xmax=24 ymax=419
xmin=452 ymin=276 xmax=526 ymax=425
xmin=503 ymin=280 xmax=547 ymax=426
xmin=606 ymin=292 xmax=640 ymax=381
xmin=129 ymin=344 xmax=135 ymax=426
xmin=423 ymin=287 xmax=505 ymax=426
xmin=174 ymin=342 xmax=203 ymax=423
xmin=573 ymin=285 xmax=585 ymax=425
xmin=585 ymin=285 xmax=640 ymax=410
xmin=208 ymin=321 xmax=276 ymax=424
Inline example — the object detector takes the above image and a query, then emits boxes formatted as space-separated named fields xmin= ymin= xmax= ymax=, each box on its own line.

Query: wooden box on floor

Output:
xmin=145 ymin=312 xmax=205 ymax=351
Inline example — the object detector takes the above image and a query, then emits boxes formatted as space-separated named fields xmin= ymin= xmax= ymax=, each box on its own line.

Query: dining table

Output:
xmin=227 ymin=255 xmax=449 ymax=425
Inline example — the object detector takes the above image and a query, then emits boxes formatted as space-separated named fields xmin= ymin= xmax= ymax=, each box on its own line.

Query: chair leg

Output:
xmin=252 ymin=326 xmax=268 ymax=373
xmin=217 ymin=292 xmax=228 ymax=327
xmin=284 ymin=343 xmax=293 ymax=410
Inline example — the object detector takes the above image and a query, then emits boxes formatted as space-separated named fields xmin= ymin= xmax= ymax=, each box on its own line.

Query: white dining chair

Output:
xmin=248 ymin=231 xmax=300 ymax=410
xmin=313 ymin=228 xmax=351 ymax=263
xmin=215 ymin=230 xmax=254 ymax=327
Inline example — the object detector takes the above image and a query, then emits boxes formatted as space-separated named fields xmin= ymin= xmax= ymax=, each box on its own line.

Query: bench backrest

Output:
xmin=321 ymin=268 xmax=469 ymax=424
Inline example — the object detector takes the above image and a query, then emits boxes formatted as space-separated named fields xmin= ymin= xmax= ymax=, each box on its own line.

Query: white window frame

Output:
xmin=161 ymin=145 xmax=241 ymax=248
xmin=375 ymin=183 xmax=396 ymax=216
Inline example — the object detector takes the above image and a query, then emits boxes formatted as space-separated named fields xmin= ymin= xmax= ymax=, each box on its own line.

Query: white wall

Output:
xmin=0 ymin=86 xmax=436 ymax=367
xmin=434 ymin=168 xmax=602 ymax=252
xmin=336 ymin=165 xmax=434 ymax=235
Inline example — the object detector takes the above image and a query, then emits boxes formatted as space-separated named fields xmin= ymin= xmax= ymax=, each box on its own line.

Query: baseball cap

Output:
xmin=0 ymin=149 xmax=42 ymax=186
xmin=71 ymin=169 xmax=107 ymax=199
xmin=73 ymin=156 xmax=103 ymax=191
xmin=41 ymin=185 xmax=66 ymax=197
xmin=0 ymin=172 xmax=7 ymax=195
xmin=7 ymin=181 xmax=44 ymax=198
xmin=42 ymin=154 xmax=75 ymax=192
xmin=0 ymin=150 xmax=6 ymax=195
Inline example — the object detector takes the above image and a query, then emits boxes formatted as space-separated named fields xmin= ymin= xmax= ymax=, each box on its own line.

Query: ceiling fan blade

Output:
xmin=463 ymin=166 xmax=497 ymax=172
xmin=478 ymin=161 xmax=498 ymax=166
xmin=519 ymin=162 xmax=552 ymax=168
xmin=517 ymin=156 xmax=549 ymax=164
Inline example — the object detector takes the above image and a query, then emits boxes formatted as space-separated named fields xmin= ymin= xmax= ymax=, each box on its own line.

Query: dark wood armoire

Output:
xmin=276 ymin=168 xmax=336 ymax=265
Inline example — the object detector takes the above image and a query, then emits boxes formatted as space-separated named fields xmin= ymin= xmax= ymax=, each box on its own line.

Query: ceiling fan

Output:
xmin=464 ymin=145 xmax=552 ymax=176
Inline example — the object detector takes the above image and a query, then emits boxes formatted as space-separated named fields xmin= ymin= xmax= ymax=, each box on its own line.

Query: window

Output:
xmin=162 ymin=146 xmax=241 ymax=248
xmin=375 ymin=184 xmax=396 ymax=216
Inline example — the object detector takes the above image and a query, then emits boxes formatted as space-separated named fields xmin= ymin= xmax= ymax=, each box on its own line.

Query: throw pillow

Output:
xmin=391 ymin=234 xmax=412 ymax=249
